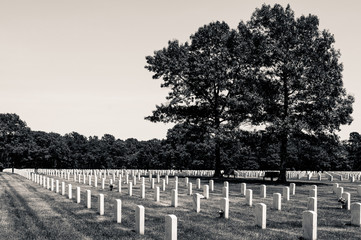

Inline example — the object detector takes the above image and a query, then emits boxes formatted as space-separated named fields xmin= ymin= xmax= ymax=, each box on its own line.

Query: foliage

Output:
xmin=246 ymin=4 xmax=354 ymax=181
xmin=0 ymin=113 xmax=30 ymax=171
xmin=0 ymin=113 xmax=357 ymax=171
xmin=345 ymin=132 xmax=361 ymax=170
xmin=145 ymin=21 xmax=261 ymax=176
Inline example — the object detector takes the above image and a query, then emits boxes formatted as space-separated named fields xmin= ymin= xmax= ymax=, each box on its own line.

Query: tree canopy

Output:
xmin=247 ymin=4 xmax=354 ymax=181
xmin=146 ymin=4 xmax=354 ymax=180
xmin=145 ymin=21 xmax=261 ymax=176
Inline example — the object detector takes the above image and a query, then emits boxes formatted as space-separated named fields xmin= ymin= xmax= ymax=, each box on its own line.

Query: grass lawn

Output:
xmin=1 ymin=171 xmax=361 ymax=239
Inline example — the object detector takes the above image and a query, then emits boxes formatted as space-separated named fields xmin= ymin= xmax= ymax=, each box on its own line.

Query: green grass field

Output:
xmin=1 ymin=172 xmax=361 ymax=239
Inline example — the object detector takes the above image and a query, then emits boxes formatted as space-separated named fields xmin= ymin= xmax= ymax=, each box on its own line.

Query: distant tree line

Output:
xmin=1 ymin=113 xmax=360 ymax=172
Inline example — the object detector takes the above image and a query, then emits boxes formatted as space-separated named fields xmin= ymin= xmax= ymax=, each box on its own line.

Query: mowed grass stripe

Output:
xmin=0 ymin=173 xmax=92 ymax=240
xmin=5 ymin=171 xmax=361 ymax=239
xmin=6 ymin=173 xmax=145 ymax=239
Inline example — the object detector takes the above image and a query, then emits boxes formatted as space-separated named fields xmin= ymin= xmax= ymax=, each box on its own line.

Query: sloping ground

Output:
xmin=2 ymin=171 xmax=361 ymax=239
xmin=0 ymin=173 xmax=139 ymax=240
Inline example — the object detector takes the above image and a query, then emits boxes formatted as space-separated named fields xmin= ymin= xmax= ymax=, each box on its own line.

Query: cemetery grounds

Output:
xmin=1 ymin=171 xmax=361 ymax=239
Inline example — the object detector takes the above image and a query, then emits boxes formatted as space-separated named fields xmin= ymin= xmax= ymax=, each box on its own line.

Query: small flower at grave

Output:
xmin=218 ymin=210 xmax=224 ymax=218
xmin=338 ymin=197 xmax=347 ymax=209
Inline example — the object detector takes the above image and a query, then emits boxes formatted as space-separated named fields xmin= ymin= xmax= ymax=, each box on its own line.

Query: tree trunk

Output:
xmin=214 ymin=140 xmax=222 ymax=178
xmin=278 ymin=75 xmax=289 ymax=183
xmin=278 ymin=133 xmax=288 ymax=183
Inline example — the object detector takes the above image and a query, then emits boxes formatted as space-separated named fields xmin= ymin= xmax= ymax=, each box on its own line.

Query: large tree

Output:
xmin=145 ymin=21 xmax=260 ymax=177
xmin=247 ymin=4 xmax=354 ymax=181
xmin=0 ymin=113 xmax=30 ymax=172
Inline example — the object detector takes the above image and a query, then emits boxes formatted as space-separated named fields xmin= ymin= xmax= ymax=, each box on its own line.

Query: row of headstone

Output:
xmin=333 ymin=183 xmax=361 ymax=228
xmin=28 ymin=171 xmax=178 ymax=239
xmin=16 ymin=170 xmax=334 ymax=240
xmin=21 ymin=169 xmax=361 ymax=240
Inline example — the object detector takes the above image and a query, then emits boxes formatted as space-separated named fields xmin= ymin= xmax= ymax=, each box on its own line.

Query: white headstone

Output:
xmin=351 ymin=175 xmax=355 ymax=183
xmin=68 ymin=184 xmax=72 ymax=199
xmin=171 ymin=189 xmax=178 ymax=207
xmin=98 ymin=194 xmax=104 ymax=215
xmin=136 ymin=205 xmax=145 ymax=235
xmin=193 ymin=193 xmax=201 ymax=213
xmin=115 ymin=199 xmax=122 ymax=223
xmin=220 ymin=198 xmax=229 ymax=219
xmin=273 ymin=193 xmax=281 ymax=210
xmin=222 ymin=186 xmax=229 ymax=199
xmin=151 ymin=178 xmax=155 ymax=189
xmin=162 ymin=179 xmax=166 ymax=191
xmin=174 ymin=179 xmax=178 ymax=191
xmin=333 ymin=183 xmax=339 ymax=193
xmin=342 ymin=192 xmax=351 ymax=210
xmin=246 ymin=189 xmax=253 ymax=206
xmin=309 ymin=189 xmax=317 ymax=199
xmin=165 ymin=215 xmax=177 ymax=240
xmin=86 ymin=190 xmax=91 ymax=208
xmin=241 ymin=183 xmax=246 ymax=196
xmin=302 ymin=210 xmax=317 ymax=240
xmin=307 ymin=197 xmax=317 ymax=213
xmin=188 ymin=183 xmax=192 ymax=195
xmin=310 ymin=185 xmax=317 ymax=196
xmin=260 ymin=185 xmax=266 ymax=198
xmin=351 ymin=203 xmax=361 ymax=226
xmin=336 ymin=187 xmax=344 ymax=199
xmin=61 ymin=182 xmax=65 ymax=196
xmin=141 ymin=184 xmax=145 ymax=199
xmin=283 ymin=187 xmax=290 ymax=202
xmin=154 ymin=187 xmax=160 ymax=202
xmin=209 ymin=180 xmax=214 ymax=192
xmin=203 ymin=185 xmax=209 ymax=199
xmin=50 ymin=179 xmax=54 ymax=192
xmin=102 ymin=178 xmax=105 ymax=190
xmin=196 ymin=178 xmax=201 ymax=189
xmin=128 ymin=182 xmax=133 ymax=196
xmin=56 ymin=180 xmax=59 ymax=193
xmin=76 ymin=187 xmax=81 ymax=203
xmin=255 ymin=203 xmax=266 ymax=229
xmin=290 ymin=183 xmax=295 ymax=195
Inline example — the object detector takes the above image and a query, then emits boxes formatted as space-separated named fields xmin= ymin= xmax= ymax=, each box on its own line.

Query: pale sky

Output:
xmin=1 ymin=0 xmax=360 ymax=140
